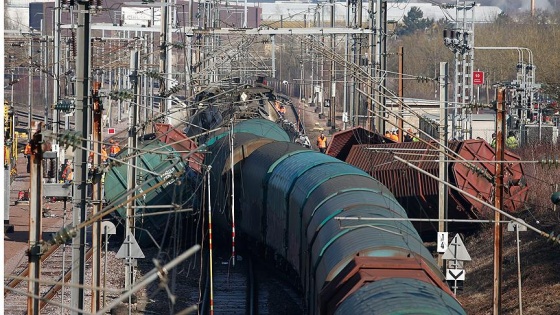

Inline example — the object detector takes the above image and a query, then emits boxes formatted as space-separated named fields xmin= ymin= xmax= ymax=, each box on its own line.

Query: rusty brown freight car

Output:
xmin=342 ymin=139 xmax=528 ymax=236
xmin=154 ymin=123 xmax=205 ymax=174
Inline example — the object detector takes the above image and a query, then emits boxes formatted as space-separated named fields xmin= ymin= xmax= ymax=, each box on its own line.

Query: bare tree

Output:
xmin=389 ymin=11 xmax=560 ymax=102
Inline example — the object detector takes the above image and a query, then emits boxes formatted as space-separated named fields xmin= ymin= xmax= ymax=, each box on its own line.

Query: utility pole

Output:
xmin=90 ymin=81 xmax=102 ymax=312
xmin=126 ymin=49 xmax=140 ymax=295
xmin=397 ymin=46 xmax=404 ymax=140
xmin=438 ymin=62 xmax=449 ymax=268
xmin=28 ymin=36 xmax=33 ymax=141
xmin=42 ymin=34 xmax=50 ymax=129
xmin=27 ymin=122 xmax=44 ymax=315
xmin=346 ymin=0 xmax=357 ymax=127
xmin=355 ymin=0 xmax=362 ymax=127
xmin=442 ymin=2 xmax=475 ymax=140
xmin=53 ymin=0 xmax=62 ymax=165
xmin=5 ymin=93 xmax=15 ymax=233
xmin=372 ymin=0 xmax=387 ymax=133
xmin=493 ymin=88 xmax=506 ymax=315
xmin=160 ymin=0 xmax=174 ymax=115
xmin=329 ymin=0 xmax=336 ymax=132
xmin=71 ymin=1 xmax=92 ymax=313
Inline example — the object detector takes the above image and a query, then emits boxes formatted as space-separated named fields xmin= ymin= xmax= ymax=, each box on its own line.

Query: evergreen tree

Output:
xmin=397 ymin=7 xmax=434 ymax=37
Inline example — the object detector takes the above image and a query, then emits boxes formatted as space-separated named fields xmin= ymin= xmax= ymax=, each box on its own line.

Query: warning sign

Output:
xmin=116 ymin=232 xmax=145 ymax=259
xmin=473 ymin=71 xmax=484 ymax=85
xmin=442 ymin=234 xmax=471 ymax=261
xmin=446 ymin=269 xmax=466 ymax=281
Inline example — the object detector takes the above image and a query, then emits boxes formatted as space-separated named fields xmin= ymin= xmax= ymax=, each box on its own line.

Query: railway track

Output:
xmin=4 ymin=243 xmax=92 ymax=314
xmin=14 ymin=109 xmax=54 ymax=127
xmin=211 ymin=255 xmax=254 ymax=314
xmin=254 ymin=264 xmax=303 ymax=315
xmin=206 ymin=250 xmax=303 ymax=315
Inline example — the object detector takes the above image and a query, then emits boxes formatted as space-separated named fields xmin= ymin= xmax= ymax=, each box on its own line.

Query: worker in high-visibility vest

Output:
xmin=109 ymin=139 xmax=120 ymax=158
xmin=317 ymin=132 xmax=328 ymax=153
xmin=61 ymin=160 xmax=72 ymax=182
xmin=65 ymin=168 xmax=74 ymax=184
xmin=23 ymin=142 xmax=32 ymax=173
xmin=89 ymin=146 xmax=108 ymax=164
xmin=384 ymin=131 xmax=391 ymax=139
xmin=506 ymin=131 xmax=519 ymax=149
xmin=101 ymin=145 xmax=108 ymax=163
xmin=412 ymin=131 xmax=420 ymax=142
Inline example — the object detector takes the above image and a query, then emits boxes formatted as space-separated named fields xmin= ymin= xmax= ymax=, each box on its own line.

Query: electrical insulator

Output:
xmin=449 ymin=30 xmax=456 ymax=46
xmin=71 ymin=30 xmax=77 ymax=57
xmin=96 ymin=0 xmax=102 ymax=9
xmin=69 ymin=0 xmax=75 ymax=7
xmin=54 ymin=100 xmax=74 ymax=112
xmin=50 ymin=225 xmax=78 ymax=246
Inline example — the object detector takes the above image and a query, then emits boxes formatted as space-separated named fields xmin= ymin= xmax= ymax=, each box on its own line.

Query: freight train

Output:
xmin=205 ymin=119 xmax=466 ymax=314
xmin=103 ymin=83 xmax=466 ymax=313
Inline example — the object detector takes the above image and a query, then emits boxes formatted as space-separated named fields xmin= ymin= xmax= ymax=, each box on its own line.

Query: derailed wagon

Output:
xmin=340 ymin=139 xmax=528 ymax=235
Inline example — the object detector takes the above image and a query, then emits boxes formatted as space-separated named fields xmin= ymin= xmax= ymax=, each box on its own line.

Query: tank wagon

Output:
xmin=104 ymin=140 xmax=193 ymax=246
xmin=206 ymin=119 xmax=466 ymax=314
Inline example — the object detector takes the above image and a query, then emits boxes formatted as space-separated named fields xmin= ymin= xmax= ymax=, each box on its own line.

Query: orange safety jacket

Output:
xmin=110 ymin=144 xmax=120 ymax=155
xmin=101 ymin=149 xmax=108 ymax=162
xmin=317 ymin=136 xmax=327 ymax=148
xmin=24 ymin=143 xmax=32 ymax=155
